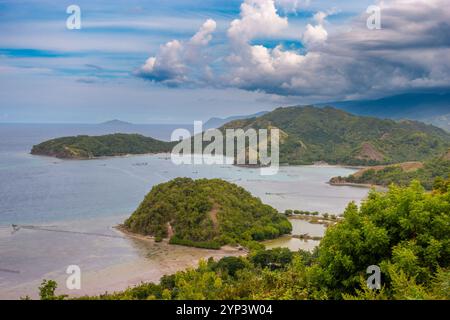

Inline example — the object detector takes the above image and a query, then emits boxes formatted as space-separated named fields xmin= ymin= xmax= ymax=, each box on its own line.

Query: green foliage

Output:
xmin=212 ymin=256 xmax=248 ymax=277
xmin=337 ymin=157 xmax=450 ymax=190
xmin=250 ymin=248 xmax=293 ymax=270
xmin=31 ymin=133 xmax=176 ymax=159
xmin=125 ymin=178 xmax=292 ymax=248
xmin=434 ymin=176 xmax=450 ymax=193
xmin=38 ymin=280 xmax=67 ymax=300
xmin=173 ymin=260 xmax=225 ymax=300
xmin=41 ymin=179 xmax=450 ymax=300
xmin=291 ymin=210 xmax=318 ymax=216
xmin=315 ymin=180 xmax=450 ymax=298
xmin=429 ymin=268 xmax=450 ymax=299
xmin=169 ymin=236 xmax=221 ymax=249
xmin=221 ymin=106 xmax=450 ymax=165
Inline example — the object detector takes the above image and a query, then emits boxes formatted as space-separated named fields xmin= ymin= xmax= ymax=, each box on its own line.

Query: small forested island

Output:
xmin=123 ymin=178 xmax=292 ymax=249
xmin=31 ymin=133 xmax=177 ymax=159
xmin=331 ymin=150 xmax=450 ymax=190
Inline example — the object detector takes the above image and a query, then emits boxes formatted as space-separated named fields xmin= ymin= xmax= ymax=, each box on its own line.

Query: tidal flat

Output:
xmin=0 ymin=124 xmax=369 ymax=299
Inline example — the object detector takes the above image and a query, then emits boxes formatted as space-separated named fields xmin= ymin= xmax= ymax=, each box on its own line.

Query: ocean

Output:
xmin=0 ymin=123 xmax=369 ymax=299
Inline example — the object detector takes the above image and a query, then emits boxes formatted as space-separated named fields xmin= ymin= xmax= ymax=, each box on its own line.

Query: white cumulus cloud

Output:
xmin=137 ymin=19 xmax=217 ymax=86
xmin=228 ymin=0 xmax=288 ymax=44
xmin=190 ymin=19 xmax=217 ymax=46
xmin=302 ymin=11 xmax=329 ymax=47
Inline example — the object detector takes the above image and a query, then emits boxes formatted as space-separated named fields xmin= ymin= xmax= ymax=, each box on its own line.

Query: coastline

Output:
xmin=1 ymin=152 xmax=369 ymax=299
xmin=90 ymin=216 xmax=327 ymax=299
xmin=30 ymin=144 xmax=367 ymax=170
xmin=67 ymin=227 xmax=247 ymax=299
xmin=29 ymin=149 xmax=370 ymax=173
xmin=115 ymin=224 xmax=248 ymax=253
xmin=29 ymin=151 xmax=173 ymax=161
xmin=0 ymin=226 xmax=246 ymax=300
xmin=328 ymin=180 xmax=388 ymax=191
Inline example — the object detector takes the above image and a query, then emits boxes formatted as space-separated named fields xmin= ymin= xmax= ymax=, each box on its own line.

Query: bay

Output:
xmin=0 ymin=123 xmax=369 ymax=299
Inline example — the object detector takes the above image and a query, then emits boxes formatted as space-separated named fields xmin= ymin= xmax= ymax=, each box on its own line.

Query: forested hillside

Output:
xmin=124 ymin=178 xmax=292 ymax=249
xmin=220 ymin=106 xmax=450 ymax=165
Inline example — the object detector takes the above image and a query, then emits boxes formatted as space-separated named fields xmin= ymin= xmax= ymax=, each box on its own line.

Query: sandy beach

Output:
xmin=0 ymin=228 xmax=245 ymax=299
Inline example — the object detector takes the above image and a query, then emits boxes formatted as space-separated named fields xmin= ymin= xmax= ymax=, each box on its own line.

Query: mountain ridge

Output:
xmin=219 ymin=106 xmax=450 ymax=166
xmin=319 ymin=92 xmax=450 ymax=131
xmin=204 ymin=111 xmax=269 ymax=129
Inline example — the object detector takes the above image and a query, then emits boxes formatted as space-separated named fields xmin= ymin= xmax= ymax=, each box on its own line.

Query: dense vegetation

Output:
xmin=124 ymin=178 xmax=292 ymax=249
xmin=36 ymin=178 xmax=450 ymax=300
xmin=219 ymin=106 xmax=450 ymax=166
xmin=31 ymin=133 xmax=176 ymax=159
xmin=331 ymin=155 xmax=450 ymax=190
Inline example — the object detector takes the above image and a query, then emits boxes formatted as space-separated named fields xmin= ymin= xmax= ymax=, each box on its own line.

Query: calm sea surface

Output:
xmin=0 ymin=123 xmax=369 ymax=298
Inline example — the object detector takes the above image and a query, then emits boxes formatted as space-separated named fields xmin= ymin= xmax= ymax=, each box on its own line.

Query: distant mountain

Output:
xmin=320 ymin=93 xmax=450 ymax=131
xmin=220 ymin=106 xmax=450 ymax=166
xmin=204 ymin=111 xmax=269 ymax=129
xmin=100 ymin=119 xmax=133 ymax=126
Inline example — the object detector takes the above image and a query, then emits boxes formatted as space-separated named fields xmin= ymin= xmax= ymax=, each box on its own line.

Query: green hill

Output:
xmin=124 ymin=178 xmax=292 ymax=249
xmin=31 ymin=133 xmax=176 ymax=159
xmin=330 ymin=150 xmax=450 ymax=190
xmin=220 ymin=106 xmax=450 ymax=166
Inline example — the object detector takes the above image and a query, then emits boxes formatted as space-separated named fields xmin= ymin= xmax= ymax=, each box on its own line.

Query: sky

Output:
xmin=0 ymin=0 xmax=449 ymax=123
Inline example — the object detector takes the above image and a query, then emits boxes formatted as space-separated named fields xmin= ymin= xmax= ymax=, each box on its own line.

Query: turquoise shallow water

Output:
xmin=0 ymin=124 xmax=369 ymax=298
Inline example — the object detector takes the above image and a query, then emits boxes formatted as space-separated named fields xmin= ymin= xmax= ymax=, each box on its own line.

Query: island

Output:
xmin=123 ymin=178 xmax=292 ymax=249
xmin=30 ymin=133 xmax=177 ymax=159
xmin=100 ymin=119 xmax=133 ymax=126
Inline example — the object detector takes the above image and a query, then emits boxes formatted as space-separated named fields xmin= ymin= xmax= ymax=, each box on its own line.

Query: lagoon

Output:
xmin=0 ymin=124 xmax=369 ymax=298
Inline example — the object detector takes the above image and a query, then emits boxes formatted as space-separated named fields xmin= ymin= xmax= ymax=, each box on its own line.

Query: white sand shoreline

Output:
xmin=0 ymin=227 xmax=245 ymax=300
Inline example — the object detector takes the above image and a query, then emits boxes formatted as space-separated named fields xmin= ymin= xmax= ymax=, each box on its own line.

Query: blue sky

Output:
xmin=0 ymin=0 xmax=448 ymax=123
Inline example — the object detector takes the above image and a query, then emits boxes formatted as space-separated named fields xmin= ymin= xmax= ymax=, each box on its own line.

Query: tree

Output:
xmin=250 ymin=248 xmax=293 ymax=270
xmin=316 ymin=180 xmax=450 ymax=298
xmin=39 ymin=280 xmax=67 ymax=300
